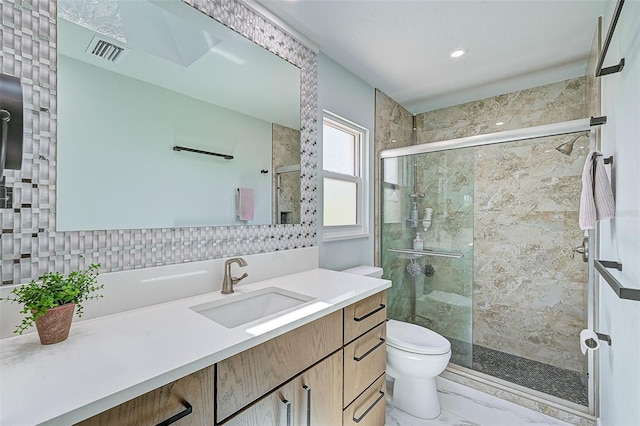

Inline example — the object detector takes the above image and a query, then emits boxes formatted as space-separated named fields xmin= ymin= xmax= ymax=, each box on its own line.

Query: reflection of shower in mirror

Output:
xmin=276 ymin=165 xmax=301 ymax=224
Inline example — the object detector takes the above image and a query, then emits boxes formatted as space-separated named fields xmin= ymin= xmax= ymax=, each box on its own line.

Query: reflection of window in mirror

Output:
xmin=322 ymin=112 xmax=369 ymax=241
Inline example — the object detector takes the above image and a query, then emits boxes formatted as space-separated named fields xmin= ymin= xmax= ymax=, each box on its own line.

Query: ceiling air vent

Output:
xmin=86 ymin=36 xmax=125 ymax=62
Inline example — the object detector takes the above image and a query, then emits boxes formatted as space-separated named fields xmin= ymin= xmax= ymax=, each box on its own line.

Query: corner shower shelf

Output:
xmin=387 ymin=248 xmax=464 ymax=259
xmin=595 ymin=260 xmax=640 ymax=301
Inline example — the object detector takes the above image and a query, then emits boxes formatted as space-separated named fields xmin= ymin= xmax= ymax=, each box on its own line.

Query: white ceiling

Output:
xmin=256 ymin=0 xmax=608 ymax=113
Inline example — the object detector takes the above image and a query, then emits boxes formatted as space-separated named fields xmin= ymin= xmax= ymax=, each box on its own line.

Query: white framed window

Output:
xmin=322 ymin=111 xmax=369 ymax=241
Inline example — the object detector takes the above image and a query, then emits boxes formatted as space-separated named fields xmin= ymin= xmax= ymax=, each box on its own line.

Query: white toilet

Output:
xmin=342 ymin=265 xmax=452 ymax=419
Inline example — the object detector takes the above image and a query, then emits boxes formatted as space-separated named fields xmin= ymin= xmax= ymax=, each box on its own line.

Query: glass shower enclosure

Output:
xmin=380 ymin=122 xmax=595 ymax=409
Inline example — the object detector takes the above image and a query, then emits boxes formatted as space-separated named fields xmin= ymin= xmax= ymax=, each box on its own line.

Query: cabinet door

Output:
xmin=217 ymin=310 xmax=342 ymax=422
xmin=295 ymin=351 xmax=343 ymax=426
xmin=222 ymin=381 xmax=296 ymax=426
xmin=76 ymin=366 xmax=214 ymax=426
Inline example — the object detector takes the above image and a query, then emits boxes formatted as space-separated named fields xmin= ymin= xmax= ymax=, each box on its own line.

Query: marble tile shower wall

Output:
xmin=375 ymin=90 xmax=413 ymax=322
xmin=0 ymin=0 xmax=318 ymax=285
xmin=374 ymin=89 xmax=413 ymax=269
xmin=473 ymin=135 xmax=589 ymax=372
xmin=377 ymin=77 xmax=589 ymax=372
xmin=416 ymin=76 xmax=589 ymax=372
xmin=415 ymin=77 xmax=587 ymax=141
xmin=413 ymin=148 xmax=474 ymax=344
xmin=272 ymin=123 xmax=301 ymax=224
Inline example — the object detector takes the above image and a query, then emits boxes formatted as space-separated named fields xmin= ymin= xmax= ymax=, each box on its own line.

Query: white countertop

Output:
xmin=0 ymin=268 xmax=390 ymax=425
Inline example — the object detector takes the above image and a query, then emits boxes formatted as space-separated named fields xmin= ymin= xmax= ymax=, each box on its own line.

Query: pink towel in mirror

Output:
xmin=237 ymin=188 xmax=254 ymax=221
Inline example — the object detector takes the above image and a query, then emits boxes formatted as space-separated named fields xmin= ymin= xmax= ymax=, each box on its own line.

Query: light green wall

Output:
xmin=317 ymin=53 xmax=375 ymax=271
xmin=598 ymin=0 xmax=640 ymax=424
xmin=57 ymin=55 xmax=272 ymax=230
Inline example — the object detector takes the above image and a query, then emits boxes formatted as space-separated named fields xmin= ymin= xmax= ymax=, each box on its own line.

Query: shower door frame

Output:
xmin=379 ymin=117 xmax=602 ymax=416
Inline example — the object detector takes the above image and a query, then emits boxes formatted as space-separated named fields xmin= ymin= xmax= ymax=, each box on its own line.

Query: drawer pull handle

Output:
xmin=354 ymin=338 xmax=385 ymax=362
xmin=303 ymin=385 xmax=311 ymax=426
xmin=282 ymin=398 xmax=292 ymax=426
xmin=156 ymin=400 xmax=192 ymax=426
xmin=353 ymin=391 xmax=385 ymax=423
xmin=353 ymin=304 xmax=385 ymax=322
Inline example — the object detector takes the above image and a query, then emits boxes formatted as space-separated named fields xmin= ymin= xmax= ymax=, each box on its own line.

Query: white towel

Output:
xmin=579 ymin=151 xmax=615 ymax=230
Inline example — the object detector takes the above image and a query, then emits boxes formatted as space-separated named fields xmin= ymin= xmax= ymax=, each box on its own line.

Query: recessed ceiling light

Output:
xmin=450 ymin=49 xmax=466 ymax=58
xmin=495 ymin=121 xmax=504 ymax=126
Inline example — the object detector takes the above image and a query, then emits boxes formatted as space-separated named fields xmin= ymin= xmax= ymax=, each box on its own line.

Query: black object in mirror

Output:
xmin=0 ymin=73 xmax=23 ymax=178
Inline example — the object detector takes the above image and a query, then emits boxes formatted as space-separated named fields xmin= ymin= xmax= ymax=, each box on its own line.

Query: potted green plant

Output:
xmin=1 ymin=263 xmax=103 ymax=344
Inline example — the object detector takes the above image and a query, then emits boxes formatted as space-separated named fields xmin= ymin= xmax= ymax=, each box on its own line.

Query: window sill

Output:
xmin=322 ymin=231 xmax=370 ymax=243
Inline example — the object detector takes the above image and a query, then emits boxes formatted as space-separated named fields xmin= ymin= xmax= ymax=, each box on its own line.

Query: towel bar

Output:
xmin=596 ymin=0 xmax=626 ymax=77
xmin=173 ymin=145 xmax=233 ymax=160
xmin=595 ymin=153 xmax=613 ymax=165
xmin=595 ymin=260 xmax=640 ymax=301
xmin=387 ymin=248 xmax=464 ymax=259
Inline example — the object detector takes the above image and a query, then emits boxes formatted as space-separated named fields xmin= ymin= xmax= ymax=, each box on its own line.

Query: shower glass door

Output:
xmin=380 ymin=130 xmax=591 ymax=407
xmin=381 ymin=148 xmax=475 ymax=368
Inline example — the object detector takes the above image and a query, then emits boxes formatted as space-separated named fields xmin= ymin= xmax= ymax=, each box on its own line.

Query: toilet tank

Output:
xmin=342 ymin=265 xmax=383 ymax=278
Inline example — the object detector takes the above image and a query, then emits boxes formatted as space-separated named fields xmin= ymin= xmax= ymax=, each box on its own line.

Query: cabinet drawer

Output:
xmin=343 ymin=322 xmax=386 ymax=407
xmin=76 ymin=366 xmax=214 ymax=426
xmin=343 ymin=374 xmax=386 ymax=426
xmin=344 ymin=291 xmax=387 ymax=344
xmin=216 ymin=310 xmax=343 ymax=422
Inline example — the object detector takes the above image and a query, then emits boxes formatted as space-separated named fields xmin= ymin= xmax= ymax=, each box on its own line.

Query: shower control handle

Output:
xmin=572 ymin=237 xmax=588 ymax=263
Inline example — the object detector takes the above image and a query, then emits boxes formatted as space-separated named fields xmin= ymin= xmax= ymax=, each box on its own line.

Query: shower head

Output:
xmin=555 ymin=133 xmax=588 ymax=156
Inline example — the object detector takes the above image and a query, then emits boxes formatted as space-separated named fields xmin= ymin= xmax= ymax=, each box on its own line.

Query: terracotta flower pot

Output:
xmin=34 ymin=303 xmax=76 ymax=345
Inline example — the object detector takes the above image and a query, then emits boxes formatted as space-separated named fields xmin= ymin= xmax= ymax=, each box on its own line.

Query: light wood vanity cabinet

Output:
xmin=342 ymin=291 xmax=387 ymax=426
xmin=76 ymin=366 xmax=214 ymax=426
xmin=74 ymin=289 xmax=387 ymax=426
xmin=222 ymin=351 xmax=343 ymax=426
xmin=216 ymin=310 xmax=343 ymax=423
xmin=218 ymin=290 xmax=387 ymax=426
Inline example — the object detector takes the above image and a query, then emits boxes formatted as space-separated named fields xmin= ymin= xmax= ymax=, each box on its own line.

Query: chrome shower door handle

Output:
xmin=572 ymin=237 xmax=589 ymax=263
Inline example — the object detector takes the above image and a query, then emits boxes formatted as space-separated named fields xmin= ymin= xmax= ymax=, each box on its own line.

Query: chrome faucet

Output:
xmin=221 ymin=258 xmax=248 ymax=294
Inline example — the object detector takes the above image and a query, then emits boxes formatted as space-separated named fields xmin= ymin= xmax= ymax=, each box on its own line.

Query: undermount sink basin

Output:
xmin=190 ymin=287 xmax=314 ymax=328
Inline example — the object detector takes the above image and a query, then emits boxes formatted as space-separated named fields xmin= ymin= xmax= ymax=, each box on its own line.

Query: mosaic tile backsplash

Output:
xmin=0 ymin=0 xmax=318 ymax=285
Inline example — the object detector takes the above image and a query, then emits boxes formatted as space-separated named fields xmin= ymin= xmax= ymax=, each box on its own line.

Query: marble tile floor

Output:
xmin=386 ymin=377 xmax=572 ymax=426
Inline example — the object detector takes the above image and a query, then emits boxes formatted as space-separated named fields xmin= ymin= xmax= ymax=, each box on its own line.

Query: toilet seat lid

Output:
xmin=386 ymin=319 xmax=451 ymax=355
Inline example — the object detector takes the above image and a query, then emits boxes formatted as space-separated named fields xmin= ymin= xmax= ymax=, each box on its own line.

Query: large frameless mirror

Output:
xmin=56 ymin=0 xmax=301 ymax=231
